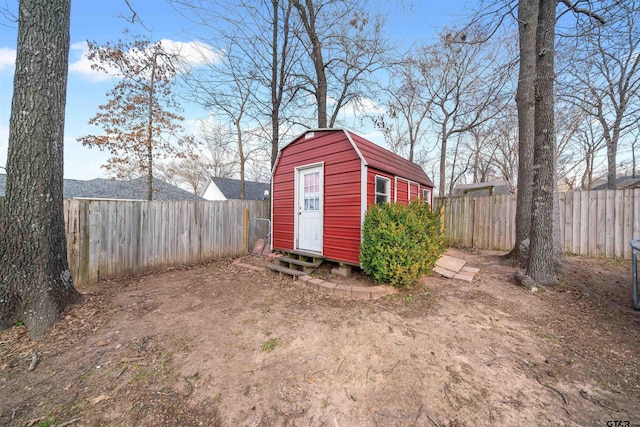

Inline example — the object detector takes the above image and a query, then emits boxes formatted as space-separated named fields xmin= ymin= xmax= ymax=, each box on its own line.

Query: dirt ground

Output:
xmin=1 ymin=248 xmax=639 ymax=427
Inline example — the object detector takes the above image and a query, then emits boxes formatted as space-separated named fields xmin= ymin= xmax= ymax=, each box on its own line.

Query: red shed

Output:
xmin=271 ymin=129 xmax=434 ymax=266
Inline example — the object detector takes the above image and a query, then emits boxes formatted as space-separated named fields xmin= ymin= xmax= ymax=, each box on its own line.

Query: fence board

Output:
xmin=0 ymin=199 xmax=269 ymax=285
xmin=596 ymin=191 xmax=606 ymax=257
xmin=436 ymin=189 xmax=637 ymax=259
xmin=635 ymin=189 xmax=640 ymax=244
xmin=623 ymin=190 xmax=633 ymax=259
xmin=605 ymin=191 xmax=615 ymax=257
xmin=580 ymin=193 xmax=589 ymax=256
xmin=570 ymin=192 xmax=579 ymax=254
xmin=614 ymin=190 xmax=624 ymax=258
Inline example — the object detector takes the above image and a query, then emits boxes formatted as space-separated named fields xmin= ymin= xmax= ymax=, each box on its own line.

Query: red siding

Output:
xmin=396 ymin=178 xmax=409 ymax=205
xmin=272 ymin=130 xmax=362 ymax=264
xmin=409 ymin=182 xmax=420 ymax=202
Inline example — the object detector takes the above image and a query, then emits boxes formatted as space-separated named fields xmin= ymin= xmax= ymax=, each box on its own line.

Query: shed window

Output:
xmin=375 ymin=176 xmax=390 ymax=205
xmin=423 ymin=189 xmax=431 ymax=206
xmin=303 ymin=171 xmax=321 ymax=211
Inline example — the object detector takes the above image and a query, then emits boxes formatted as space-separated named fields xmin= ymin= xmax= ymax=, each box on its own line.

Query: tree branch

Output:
xmin=557 ymin=0 xmax=605 ymax=25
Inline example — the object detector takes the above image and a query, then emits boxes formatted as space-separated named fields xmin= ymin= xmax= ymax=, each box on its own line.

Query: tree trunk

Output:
xmin=633 ymin=138 xmax=637 ymax=178
xmin=292 ymin=0 xmax=328 ymax=128
xmin=527 ymin=0 xmax=558 ymax=285
xmin=581 ymin=150 xmax=594 ymax=189
xmin=510 ymin=0 xmax=538 ymax=263
xmin=606 ymin=135 xmax=618 ymax=189
xmin=270 ymin=0 xmax=281 ymax=168
xmin=236 ymin=121 xmax=246 ymax=199
xmin=146 ymin=52 xmax=158 ymax=201
xmin=439 ymin=121 xmax=449 ymax=197
xmin=0 ymin=0 xmax=81 ymax=337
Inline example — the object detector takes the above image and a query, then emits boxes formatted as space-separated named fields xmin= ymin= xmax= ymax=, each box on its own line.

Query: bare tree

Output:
xmin=196 ymin=122 xmax=239 ymax=179
xmin=417 ymin=25 xmax=513 ymax=196
xmin=372 ymin=55 xmax=432 ymax=162
xmin=527 ymin=0 xmax=560 ymax=285
xmin=184 ymin=38 xmax=268 ymax=199
xmin=485 ymin=104 xmax=519 ymax=183
xmin=565 ymin=0 xmax=640 ymax=189
xmin=0 ymin=0 xmax=81 ymax=337
xmin=507 ymin=0 xmax=538 ymax=262
xmin=291 ymin=0 xmax=389 ymax=128
xmin=172 ymin=0 xmax=302 ymax=168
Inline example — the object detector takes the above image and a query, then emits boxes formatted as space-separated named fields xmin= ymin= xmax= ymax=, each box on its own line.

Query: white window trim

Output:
xmin=423 ymin=188 xmax=432 ymax=205
xmin=375 ymin=175 xmax=391 ymax=205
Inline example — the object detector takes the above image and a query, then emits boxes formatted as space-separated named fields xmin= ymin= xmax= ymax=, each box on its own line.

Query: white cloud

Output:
xmin=68 ymin=42 xmax=115 ymax=82
xmin=340 ymin=97 xmax=382 ymax=117
xmin=158 ymin=39 xmax=222 ymax=72
xmin=0 ymin=47 xmax=16 ymax=71
xmin=68 ymin=39 xmax=221 ymax=82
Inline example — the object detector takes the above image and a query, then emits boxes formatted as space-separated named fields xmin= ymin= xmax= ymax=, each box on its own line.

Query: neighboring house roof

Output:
xmin=0 ymin=174 xmax=202 ymax=200
xmin=452 ymin=180 xmax=515 ymax=196
xmin=346 ymin=131 xmax=434 ymax=187
xmin=207 ymin=177 xmax=270 ymax=200
xmin=591 ymin=176 xmax=640 ymax=190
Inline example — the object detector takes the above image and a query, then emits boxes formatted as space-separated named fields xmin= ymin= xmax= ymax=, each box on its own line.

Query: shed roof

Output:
xmin=209 ymin=177 xmax=270 ymax=200
xmin=346 ymin=131 xmax=434 ymax=187
xmin=279 ymin=129 xmax=434 ymax=188
xmin=591 ymin=175 xmax=640 ymax=190
xmin=0 ymin=174 xmax=203 ymax=200
xmin=452 ymin=180 xmax=515 ymax=196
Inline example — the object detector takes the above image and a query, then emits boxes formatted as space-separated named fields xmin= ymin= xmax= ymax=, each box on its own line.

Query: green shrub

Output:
xmin=360 ymin=200 xmax=445 ymax=288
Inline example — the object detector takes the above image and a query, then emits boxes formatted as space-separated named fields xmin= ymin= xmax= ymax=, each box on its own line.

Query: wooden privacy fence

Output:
xmin=60 ymin=199 xmax=270 ymax=285
xmin=434 ymin=189 xmax=640 ymax=259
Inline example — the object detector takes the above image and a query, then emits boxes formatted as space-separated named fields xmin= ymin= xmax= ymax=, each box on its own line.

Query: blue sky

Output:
xmin=0 ymin=0 xmax=471 ymax=180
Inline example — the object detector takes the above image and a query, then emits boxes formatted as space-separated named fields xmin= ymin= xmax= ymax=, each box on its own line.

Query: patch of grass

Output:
xmin=36 ymin=419 xmax=55 ymax=427
xmin=404 ymin=296 xmax=413 ymax=303
xmin=261 ymin=338 xmax=277 ymax=352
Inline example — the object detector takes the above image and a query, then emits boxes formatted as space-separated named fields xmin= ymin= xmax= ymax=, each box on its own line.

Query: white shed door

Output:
xmin=297 ymin=166 xmax=323 ymax=253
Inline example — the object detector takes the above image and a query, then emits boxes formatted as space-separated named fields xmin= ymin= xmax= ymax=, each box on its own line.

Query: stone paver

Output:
xmin=436 ymin=254 xmax=467 ymax=272
xmin=333 ymin=284 xmax=352 ymax=298
xmin=331 ymin=266 xmax=352 ymax=277
xmin=318 ymin=281 xmax=338 ymax=294
xmin=370 ymin=286 xmax=392 ymax=299
xmin=351 ymin=287 xmax=371 ymax=300
xmin=453 ymin=270 xmax=475 ymax=282
xmin=298 ymin=275 xmax=313 ymax=284
xmin=234 ymin=257 xmax=403 ymax=301
xmin=434 ymin=265 xmax=457 ymax=279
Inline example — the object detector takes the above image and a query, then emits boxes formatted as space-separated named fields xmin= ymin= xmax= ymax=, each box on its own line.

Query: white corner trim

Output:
xmin=343 ymin=129 xmax=368 ymax=166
